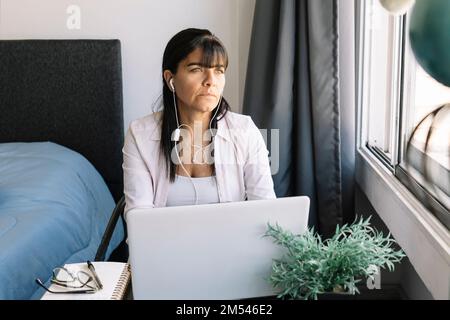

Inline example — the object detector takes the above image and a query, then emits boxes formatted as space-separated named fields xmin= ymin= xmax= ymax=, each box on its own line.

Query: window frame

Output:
xmin=394 ymin=12 xmax=450 ymax=229
xmin=360 ymin=0 xmax=404 ymax=170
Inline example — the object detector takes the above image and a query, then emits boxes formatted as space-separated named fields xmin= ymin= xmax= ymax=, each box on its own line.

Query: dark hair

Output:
xmin=161 ymin=28 xmax=231 ymax=182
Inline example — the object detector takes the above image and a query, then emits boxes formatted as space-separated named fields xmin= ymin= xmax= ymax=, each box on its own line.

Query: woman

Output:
xmin=123 ymin=28 xmax=275 ymax=215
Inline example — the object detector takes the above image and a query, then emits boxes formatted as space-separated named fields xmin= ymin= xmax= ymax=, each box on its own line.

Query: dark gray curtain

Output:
xmin=243 ymin=0 xmax=355 ymax=238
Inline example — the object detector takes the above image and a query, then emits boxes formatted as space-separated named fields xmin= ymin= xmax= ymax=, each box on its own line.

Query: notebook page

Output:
xmin=41 ymin=262 xmax=128 ymax=300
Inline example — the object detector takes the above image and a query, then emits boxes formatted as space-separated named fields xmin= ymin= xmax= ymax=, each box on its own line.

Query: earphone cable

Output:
xmin=172 ymin=89 xmax=223 ymax=206
xmin=174 ymin=142 xmax=199 ymax=205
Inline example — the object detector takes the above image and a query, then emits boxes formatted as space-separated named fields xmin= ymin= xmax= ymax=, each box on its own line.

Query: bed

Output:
xmin=0 ymin=40 xmax=125 ymax=299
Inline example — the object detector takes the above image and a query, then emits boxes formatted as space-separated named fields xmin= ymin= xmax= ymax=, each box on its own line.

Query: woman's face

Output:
xmin=168 ymin=48 xmax=226 ymax=114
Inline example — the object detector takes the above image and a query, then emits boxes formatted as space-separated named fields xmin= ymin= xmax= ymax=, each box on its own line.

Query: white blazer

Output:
xmin=122 ymin=111 xmax=276 ymax=215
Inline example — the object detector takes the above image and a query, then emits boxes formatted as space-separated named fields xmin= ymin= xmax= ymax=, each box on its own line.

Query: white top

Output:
xmin=166 ymin=175 xmax=220 ymax=207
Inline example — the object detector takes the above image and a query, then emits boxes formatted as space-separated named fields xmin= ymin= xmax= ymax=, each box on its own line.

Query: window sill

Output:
xmin=356 ymin=147 xmax=450 ymax=300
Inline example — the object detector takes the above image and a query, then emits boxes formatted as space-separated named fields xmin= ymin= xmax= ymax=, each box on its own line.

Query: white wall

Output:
xmin=0 ymin=0 xmax=255 ymax=129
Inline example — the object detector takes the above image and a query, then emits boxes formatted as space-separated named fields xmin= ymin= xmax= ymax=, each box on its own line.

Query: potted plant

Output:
xmin=264 ymin=216 xmax=406 ymax=300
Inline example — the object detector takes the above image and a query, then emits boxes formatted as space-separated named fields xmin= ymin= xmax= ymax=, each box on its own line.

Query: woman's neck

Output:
xmin=178 ymin=107 xmax=212 ymax=134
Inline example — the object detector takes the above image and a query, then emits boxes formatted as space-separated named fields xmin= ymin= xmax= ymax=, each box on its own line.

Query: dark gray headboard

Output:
xmin=0 ymin=40 xmax=124 ymax=202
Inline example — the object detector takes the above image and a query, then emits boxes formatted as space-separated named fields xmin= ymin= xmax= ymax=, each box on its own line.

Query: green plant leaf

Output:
xmin=265 ymin=215 xmax=405 ymax=300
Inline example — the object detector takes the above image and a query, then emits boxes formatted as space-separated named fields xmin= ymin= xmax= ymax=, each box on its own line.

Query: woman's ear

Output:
xmin=163 ymin=70 xmax=174 ymax=90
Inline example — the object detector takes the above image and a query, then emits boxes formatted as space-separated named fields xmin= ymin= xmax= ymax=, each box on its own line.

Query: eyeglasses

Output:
xmin=35 ymin=266 xmax=100 ymax=294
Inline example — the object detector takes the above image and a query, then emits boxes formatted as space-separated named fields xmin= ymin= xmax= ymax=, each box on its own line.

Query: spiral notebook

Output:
xmin=41 ymin=262 xmax=131 ymax=300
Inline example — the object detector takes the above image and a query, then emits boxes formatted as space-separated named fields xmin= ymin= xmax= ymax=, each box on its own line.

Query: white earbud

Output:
xmin=169 ymin=78 xmax=175 ymax=92
xmin=172 ymin=128 xmax=181 ymax=142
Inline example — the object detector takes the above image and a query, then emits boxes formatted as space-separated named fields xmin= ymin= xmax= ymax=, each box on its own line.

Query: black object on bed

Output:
xmin=0 ymin=40 xmax=124 ymax=202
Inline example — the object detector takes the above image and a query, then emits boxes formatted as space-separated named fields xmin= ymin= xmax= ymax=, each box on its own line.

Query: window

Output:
xmin=360 ymin=0 xmax=403 ymax=168
xmin=360 ymin=0 xmax=450 ymax=228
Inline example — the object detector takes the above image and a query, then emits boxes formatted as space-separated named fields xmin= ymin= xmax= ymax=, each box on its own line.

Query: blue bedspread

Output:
xmin=0 ymin=142 xmax=124 ymax=299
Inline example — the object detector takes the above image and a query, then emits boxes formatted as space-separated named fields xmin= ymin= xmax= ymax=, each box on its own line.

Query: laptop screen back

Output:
xmin=127 ymin=196 xmax=310 ymax=300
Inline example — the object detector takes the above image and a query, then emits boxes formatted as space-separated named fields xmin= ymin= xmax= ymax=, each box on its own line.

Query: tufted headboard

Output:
xmin=0 ymin=40 xmax=124 ymax=202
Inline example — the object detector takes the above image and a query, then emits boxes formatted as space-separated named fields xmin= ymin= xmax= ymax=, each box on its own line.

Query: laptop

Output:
xmin=126 ymin=196 xmax=310 ymax=300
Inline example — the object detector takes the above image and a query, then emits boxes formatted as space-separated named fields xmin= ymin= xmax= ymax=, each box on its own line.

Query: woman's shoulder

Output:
xmin=222 ymin=111 xmax=256 ymax=129
xmin=128 ymin=111 xmax=162 ymax=133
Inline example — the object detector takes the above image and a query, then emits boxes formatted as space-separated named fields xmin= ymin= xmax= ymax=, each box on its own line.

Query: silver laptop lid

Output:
xmin=127 ymin=196 xmax=310 ymax=300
